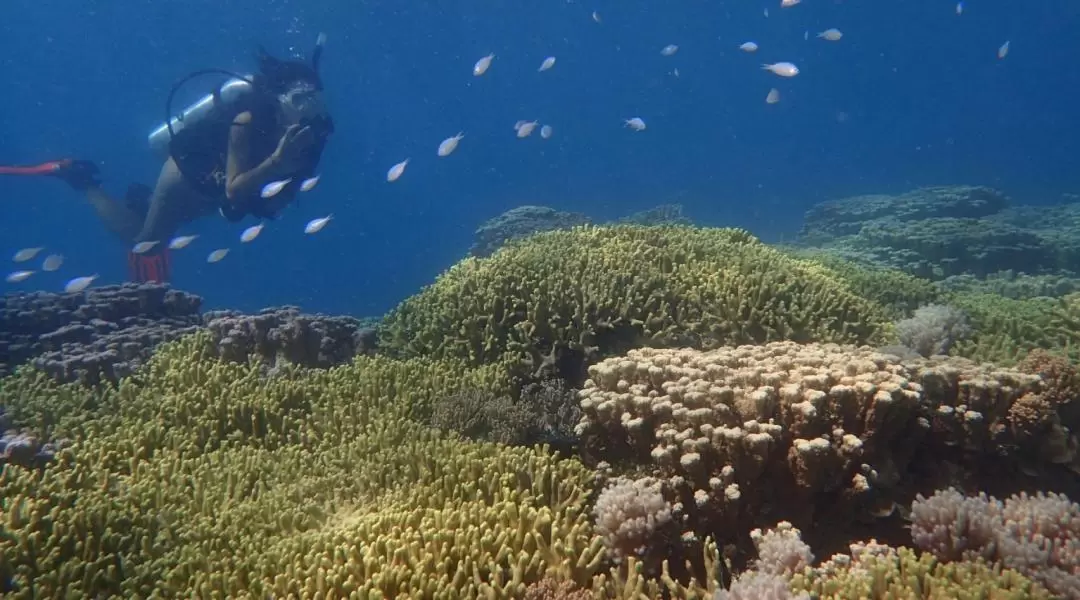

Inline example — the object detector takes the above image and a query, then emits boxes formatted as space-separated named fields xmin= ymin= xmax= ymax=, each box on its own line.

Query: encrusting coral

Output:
xmin=0 ymin=333 xmax=607 ymax=598
xmin=378 ymin=225 xmax=893 ymax=385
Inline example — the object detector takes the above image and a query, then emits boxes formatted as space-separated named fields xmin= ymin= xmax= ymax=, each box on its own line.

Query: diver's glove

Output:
xmin=49 ymin=159 xmax=102 ymax=191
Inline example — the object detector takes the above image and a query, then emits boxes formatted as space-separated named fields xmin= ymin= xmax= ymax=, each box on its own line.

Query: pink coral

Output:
xmin=593 ymin=477 xmax=673 ymax=563
xmin=911 ymin=488 xmax=1080 ymax=598
xmin=715 ymin=572 xmax=809 ymax=600
xmin=750 ymin=521 xmax=814 ymax=576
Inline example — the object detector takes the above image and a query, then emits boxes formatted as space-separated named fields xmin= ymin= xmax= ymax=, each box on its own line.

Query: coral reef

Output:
xmin=0 ymin=407 xmax=60 ymax=471
xmin=469 ymin=203 xmax=694 ymax=259
xmin=894 ymin=303 xmax=972 ymax=357
xmin=576 ymin=341 xmax=1079 ymax=567
xmin=593 ymin=477 xmax=674 ymax=564
xmin=799 ymin=185 xmax=1011 ymax=242
xmin=911 ymin=488 xmax=1080 ymax=597
xmin=0 ymin=283 xmax=203 ymax=384
xmin=0 ymin=284 xmax=376 ymax=385
xmin=0 ymin=334 xmax=603 ymax=598
xmin=717 ymin=520 xmax=1050 ymax=599
xmin=938 ymin=270 xmax=1080 ymax=300
xmin=795 ymin=185 xmax=1080 ymax=284
xmin=949 ymin=292 xmax=1077 ymax=364
xmin=790 ymin=540 xmax=1048 ymax=599
xmin=204 ymin=306 xmax=377 ymax=369
xmin=3 ymin=210 xmax=1078 ymax=598
xmin=380 ymin=225 xmax=892 ymax=385
xmin=470 ymin=205 xmax=591 ymax=257
xmin=618 ymin=203 xmax=693 ymax=227
xmin=431 ymin=379 xmax=582 ymax=449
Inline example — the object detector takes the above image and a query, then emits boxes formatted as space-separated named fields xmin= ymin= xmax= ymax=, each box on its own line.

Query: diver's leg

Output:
xmin=134 ymin=158 xmax=209 ymax=243
xmin=85 ymin=187 xmax=145 ymax=243
xmin=127 ymin=158 xmax=211 ymax=283
xmin=45 ymin=158 xmax=144 ymax=243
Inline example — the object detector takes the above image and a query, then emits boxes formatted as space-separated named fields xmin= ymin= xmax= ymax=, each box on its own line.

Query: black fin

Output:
xmin=125 ymin=183 xmax=152 ymax=217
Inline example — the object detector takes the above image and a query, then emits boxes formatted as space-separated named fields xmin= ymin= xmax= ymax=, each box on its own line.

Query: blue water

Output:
xmin=2 ymin=1 xmax=1078 ymax=316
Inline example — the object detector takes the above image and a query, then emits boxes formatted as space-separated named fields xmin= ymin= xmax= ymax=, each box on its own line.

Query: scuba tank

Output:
xmin=147 ymin=76 xmax=254 ymax=157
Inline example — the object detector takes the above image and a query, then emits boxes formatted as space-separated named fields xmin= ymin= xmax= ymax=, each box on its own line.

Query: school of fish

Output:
xmin=5 ymin=2 xmax=1015 ymax=294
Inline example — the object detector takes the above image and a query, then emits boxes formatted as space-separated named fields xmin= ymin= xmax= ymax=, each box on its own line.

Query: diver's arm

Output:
xmin=224 ymin=112 xmax=292 ymax=203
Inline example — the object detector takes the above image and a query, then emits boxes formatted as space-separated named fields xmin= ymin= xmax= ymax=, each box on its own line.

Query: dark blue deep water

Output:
xmin=2 ymin=1 xmax=1078 ymax=316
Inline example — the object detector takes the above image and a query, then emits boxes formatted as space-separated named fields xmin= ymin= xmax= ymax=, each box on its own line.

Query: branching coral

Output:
xmin=895 ymin=304 xmax=972 ymax=357
xmin=576 ymin=341 xmax=1071 ymax=564
xmin=378 ymin=225 xmax=893 ymax=385
xmin=593 ymin=477 xmax=674 ymax=563
xmin=912 ymin=488 xmax=1080 ymax=598
xmin=0 ymin=333 xmax=605 ymax=598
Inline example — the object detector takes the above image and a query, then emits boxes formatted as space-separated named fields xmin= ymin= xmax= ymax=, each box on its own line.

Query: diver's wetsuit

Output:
xmin=52 ymin=87 xmax=329 ymax=282
xmin=40 ymin=41 xmax=333 ymax=283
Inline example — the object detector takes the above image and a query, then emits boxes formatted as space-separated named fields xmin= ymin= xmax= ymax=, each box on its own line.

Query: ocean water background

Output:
xmin=1 ymin=0 xmax=1077 ymax=317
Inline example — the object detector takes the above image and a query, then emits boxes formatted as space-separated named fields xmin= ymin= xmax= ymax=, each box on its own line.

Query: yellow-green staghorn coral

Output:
xmin=949 ymin=291 xmax=1078 ymax=365
xmin=0 ymin=333 xmax=607 ymax=598
xmin=789 ymin=545 xmax=1050 ymax=599
xmin=378 ymin=225 xmax=894 ymax=383
xmin=788 ymin=248 xmax=943 ymax=318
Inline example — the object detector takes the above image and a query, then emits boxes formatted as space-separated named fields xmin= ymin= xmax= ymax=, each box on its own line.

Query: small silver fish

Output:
xmin=240 ymin=224 xmax=264 ymax=243
xmin=387 ymin=160 xmax=409 ymax=182
xmin=538 ymin=56 xmax=556 ymax=72
xmin=438 ymin=132 xmax=465 ymax=157
xmin=739 ymin=41 xmax=759 ymax=53
xmin=304 ymin=215 xmax=333 ymax=234
xmin=13 ymin=247 xmax=44 ymax=262
xmin=473 ymin=53 xmax=495 ymax=76
xmin=6 ymin=270 xmax=34 ymax=283
xmin=132 ymin=241 xmax=160 ymax=254
xmin=168 ymin=235 xmax=199 ymax=250
xmin=64 ymin=274 xmax=98 ymax=293
xmin=624 ymin=117 xmax=647 ymax=131
xmin=762 ymin=62 xmax=799 ymax=77
xmin=817 ymin=28 xmax=843 ymax=41
xmin=206 ymin=249 xmax=230 ymax=263
xmin=540 ymin=124 xmax=554 ymax=139
xmin=300 ymin=176 xmax=320 ymax=192
xmin=260 ymin=178 xmax=293 ymax=199
xmin=660 ymin=44 xmax=679 ymax=57
xmin=516 ymin=121 xmax=539 ymax=138
xmin=42 ymin=254 xmax=64 ymax=271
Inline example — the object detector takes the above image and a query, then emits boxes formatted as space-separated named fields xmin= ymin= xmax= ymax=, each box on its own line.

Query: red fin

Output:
xmin=127 ymin=248 xmax=172 ymax=283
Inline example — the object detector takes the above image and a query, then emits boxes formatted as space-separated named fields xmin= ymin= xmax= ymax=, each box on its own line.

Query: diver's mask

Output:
xmin=278 ymin=81 xmax=330 ymax=132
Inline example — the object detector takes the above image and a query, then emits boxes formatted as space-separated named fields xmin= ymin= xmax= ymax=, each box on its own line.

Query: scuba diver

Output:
xmin=0 ymin=35 xmax=334 ymax=283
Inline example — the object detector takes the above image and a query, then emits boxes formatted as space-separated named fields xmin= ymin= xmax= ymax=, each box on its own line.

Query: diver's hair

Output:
xmin=255 ymin=47 xmax=323 ymax=93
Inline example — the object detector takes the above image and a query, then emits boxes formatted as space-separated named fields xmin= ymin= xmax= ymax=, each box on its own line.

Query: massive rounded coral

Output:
xmin=378 ymin=225 xmax=893 ymax=384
